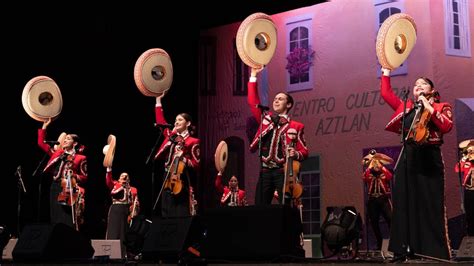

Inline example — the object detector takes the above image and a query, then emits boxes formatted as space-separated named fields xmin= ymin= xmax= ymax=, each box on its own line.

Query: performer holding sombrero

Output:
xmin=378 ymin=14 xmax=453 ymax=259
xmin=153 ymin=92 xmax=200 ymax=217
xmin=135 ymin=48 xmax=200 ymax=217
xmin=361 ymin=150 xmax=393 ymax=250
xmin=23 ymin=76 xmax=87 ymax=230
xmin=103 ymin=134 xmax=140 ymax=258
xmin=38 ymin=118 xmax=87 ymax=230
xmin=238 ymin=13 xmax=308 ymax=205
xmin=214 ymin=141 xmax=247 ymax=207
xmin=455 ymin=139 xmax=474 ymax=236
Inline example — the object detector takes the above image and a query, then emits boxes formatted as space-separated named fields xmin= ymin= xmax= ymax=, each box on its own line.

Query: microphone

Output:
xmin=154 ymin=123 xmax=174 ymax=129
xmin=255 ymin=104 xmax=270 ymax=111
xmin=44 ymin=140 xmax=60 ymax=146
xmin=15 ymin=165 xmax=26 ymax=193
xmin=416 ymin=92 xmax=425 ymax=108
xmin=15 ymin=165 xmax=21 ymax=176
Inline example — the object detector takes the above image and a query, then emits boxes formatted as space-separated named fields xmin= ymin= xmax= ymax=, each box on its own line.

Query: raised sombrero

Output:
xmin=376 ymin=13 xmax=417 ymax=70
xmin=362 ymin=150 xmax=394 ymax=165
xmin=103 ymin=134 xmax=116 ymax=168
xmin=134 ymin=48 xmax=173 ymax=97
xmin=22 ymin=76 xmax=63 ymax=122
xmin=236 ymin=12 xmax=277 ymax=69
xmin=214 ymin=140 xmax=228 ymax=173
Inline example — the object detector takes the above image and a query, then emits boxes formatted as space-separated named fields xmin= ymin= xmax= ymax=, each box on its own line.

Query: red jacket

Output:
xmin=154 ymin=106 xmax=200 ymax=171
xmin=362 ymin=166 xmax=392 ymax=196
xmin=38 ymin=129 xmax=87 ymax=184
xmin=105 ymin=171 xmax=139 ymax=204
xmin=215 ymin=174 xmax=247 ymax=206
xmin=247 ymin=81 xmax=308 ymax=165
xmin=380 ymin=76 xmax=453 ymax=144
xmin=455 ymin=159 xmax=474 ymax=189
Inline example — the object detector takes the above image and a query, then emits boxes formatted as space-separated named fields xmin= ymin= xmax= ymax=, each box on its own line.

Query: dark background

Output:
xmin=1 ymin=1 xmax=326 ymax=239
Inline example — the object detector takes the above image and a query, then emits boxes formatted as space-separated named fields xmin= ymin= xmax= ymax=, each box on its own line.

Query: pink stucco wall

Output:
xmin=199 ymin=0 xmax=473 ymax=222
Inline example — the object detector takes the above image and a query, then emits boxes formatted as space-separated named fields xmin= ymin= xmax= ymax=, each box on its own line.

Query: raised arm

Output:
xmin=380 ymin=68 xmax=403 ymax=111
xmin=155 ymin=94 xmax=169 ymax=126
xmin=105 ymin=167 xmax=115 ymax=190
xmin=215 ymin=172 xmax=224 ymax=194
xmin=247 ymin=67 xmax=264 ymax=122
xmin=38 ymin=118 xmax=53 ymax=155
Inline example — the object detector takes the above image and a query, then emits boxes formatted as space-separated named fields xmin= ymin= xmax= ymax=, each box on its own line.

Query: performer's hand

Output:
xmin=381 ymin=67 xmax=391 ymax=77
xmin=288 ymin=147 xmax=297 ymax=158
xmin=251 ymin=67 xmax=264 ymax=77
xmin=42 ymin=117 xmax=52 ymax=129
xmin=417 ymin=94 xmax=435 ymax=114
xmin=461 ymin=202 xmax=465 ymax=214
xmin=155 ymin=91 xmax=167 ymax=106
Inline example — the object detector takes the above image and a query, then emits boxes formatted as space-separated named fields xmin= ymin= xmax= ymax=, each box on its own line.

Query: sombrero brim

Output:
xmin=54 ymin=132 xmax=67 ymax=151
xmin=103 ymin=134 xmax=116 ymax=168
xmin=372 ymin=153 xmax=394 ymax=165
xmin=459 ymin=139 xmax=474 ymax=149
xmin=214 ymin=140 xmax=228 ymax=173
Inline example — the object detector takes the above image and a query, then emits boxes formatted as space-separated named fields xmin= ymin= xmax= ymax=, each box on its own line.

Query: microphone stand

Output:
xmin=33 ymin=152 xmax=49 ymax=222
xmin=391 ymin=88 xmax=413 ymax=262
xmin=146 ymin=126 xmax=164 ymax=214
xmin=14 ymin=166 xmax=26 ymax=237
xmin=256 ymin=106 xmax=267 ymax=204
xmin=456 ymin=149 xmax=466 ymax=234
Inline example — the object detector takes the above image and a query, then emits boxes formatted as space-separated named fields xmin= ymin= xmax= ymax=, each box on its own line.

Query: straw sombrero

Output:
xmin=134 ymin=48 xmax=173 ymax=97
xmin=214 ymin=140 xmax=228 ymax=173
xmin=236 ymin=12 xmax=277 ymax=69
xmin=54 ymin=132 xmax=67 ymax=151
xmin=459 ymin=139 xmax=474 ymax=150
xmin=362 ymin=150 xmax=394 ymax=165
xmin=22 ymin=76 xmax=63 ymax=122
xmin=103 ymin=134 xmax=116 ymax=168
xmin=376 ymin=13 xmax=417 ymax=70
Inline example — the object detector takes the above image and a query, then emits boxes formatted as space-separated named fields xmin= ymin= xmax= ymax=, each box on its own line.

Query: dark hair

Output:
xmin=70 ymin=134 xmax=85 ymax=153
xmin=70 ymin=134 xmax=80 ymax=143
xmin=177 ymin=113 xmax=196 ymax=136
xmin=278 ymin=92 xmax=294 ymax=112
xmin=418 ymin=77 xmax=434 ymax=89
xmin=178 ymin=113 xmax=192 ymax=123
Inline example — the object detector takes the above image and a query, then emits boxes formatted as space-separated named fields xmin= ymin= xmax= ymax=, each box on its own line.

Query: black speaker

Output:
xmin=142 ymin=216 xmax=203 ymax=260
xmin=12 ymin=223 xmax=94 ymax=261
xmin=202 ymin=205 xmax=304 ymax=260
xmin=456 ymin=236 xmax=474 ymax=261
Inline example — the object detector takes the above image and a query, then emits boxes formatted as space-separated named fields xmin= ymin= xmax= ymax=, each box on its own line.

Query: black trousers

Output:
xmin=367 ymin=195 xmax=392 ymax=249
xmin=465 ymin=189 xmax=474 ymax=236
xmin=255 ymin=168 xmax=284 ymax=205
xmin=106 ymin=204 xmax=129 ymax=256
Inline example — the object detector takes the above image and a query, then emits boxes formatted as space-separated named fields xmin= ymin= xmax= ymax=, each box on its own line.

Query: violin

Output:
xmin=407 ymin=93 xmax=432 ymax=143
xmin=164 ymin=152 xmax=184 ymax=195
xmin=283 ymin=130 xmax=303 ymax=202
xmin=128 ymin=196 xmax=139 ymax=225
xmin=57 ymin=169 xmax=79 ymax=206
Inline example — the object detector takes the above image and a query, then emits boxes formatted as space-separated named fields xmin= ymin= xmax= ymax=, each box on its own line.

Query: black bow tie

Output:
xmin=271 ymin=114 xmax=288 ymax=126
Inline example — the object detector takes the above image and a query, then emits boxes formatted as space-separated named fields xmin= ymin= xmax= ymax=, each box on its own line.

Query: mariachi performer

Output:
xmin=103 ymin=135 xmax=139 ymax=257
xmin=248 ymin=67 xmax=308 ymax=205
xmin=38 ymin=118 xmax=87 ymax=230
xmin=154 ymin=93 xmax=200 ymax=217
xmin=455 ymin=139 xmax=474 ymax=236
xmin=215 ymin=174 xmax=247 ymax=207
xmin=362 ymin=149 xmax=393 ymax=250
